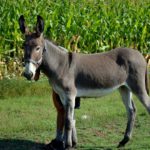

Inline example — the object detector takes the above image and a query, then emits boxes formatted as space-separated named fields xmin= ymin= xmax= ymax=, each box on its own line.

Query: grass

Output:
xmin=0 ymin=77 xmax=51 ymax=99
xmin=0 ymin=95 xmax=55 ymax=150
xmin=0 ymin=88 xmax=150 ymax=150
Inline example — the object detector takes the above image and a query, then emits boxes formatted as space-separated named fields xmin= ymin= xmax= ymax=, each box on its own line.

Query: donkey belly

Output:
xmin=77 ymin=84 xmax=124 ymax=97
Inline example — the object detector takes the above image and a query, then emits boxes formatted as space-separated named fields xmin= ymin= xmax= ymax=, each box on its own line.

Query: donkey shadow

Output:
xmin=0 ymin=139 xmax=120 ymax=150
xmin=78 ymin=146 xmax=113 ymax=150
xmin=0 ymin=139 xmax=45 ymax=150
xmin=0 ymin=139 xmax=111 ymax=150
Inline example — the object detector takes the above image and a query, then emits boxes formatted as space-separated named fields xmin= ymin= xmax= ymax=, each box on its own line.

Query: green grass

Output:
xmin=0 ymin=77 xmax=51 ymax=99
xmin=0 ymin=90 xmax=150 ymax=150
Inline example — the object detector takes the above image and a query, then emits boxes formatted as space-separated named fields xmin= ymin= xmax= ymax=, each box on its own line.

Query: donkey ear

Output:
xmin=19 ymin=15 xmax=26 ymax=34
xmin=36 ymin=15 xmax=44 ymax=35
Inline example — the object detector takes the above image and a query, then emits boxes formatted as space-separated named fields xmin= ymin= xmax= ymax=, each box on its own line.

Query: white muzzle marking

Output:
xmin=24 ymin=62 xmax=36 ymax=80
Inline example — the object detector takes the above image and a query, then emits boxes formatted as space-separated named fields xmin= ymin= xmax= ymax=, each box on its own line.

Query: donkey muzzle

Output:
xmin=23 ymin=62 xmax=37 ymax=80
xmin=23 ymin=71 xmax=33 ymax=80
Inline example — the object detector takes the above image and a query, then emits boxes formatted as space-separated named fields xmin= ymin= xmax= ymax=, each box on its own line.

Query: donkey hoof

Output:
xmin=72 ymin=142 xmax=77 ymax=149
xmin=65 ymin=148 xmax=74 ymax=150
xmin=44 ymin=139 xmax=64 ymax=150
xmin=117 ymin=136 xmax=130 ymax=148
xmin=65 ymin=145 xmax=75 ymax=150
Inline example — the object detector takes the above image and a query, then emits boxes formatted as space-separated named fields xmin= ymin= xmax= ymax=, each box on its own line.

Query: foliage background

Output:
xmin=0 ymin=0 xmax=150 ymax=78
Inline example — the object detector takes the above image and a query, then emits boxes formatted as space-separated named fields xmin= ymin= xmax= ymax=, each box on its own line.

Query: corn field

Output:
xmin=0 ymin=0 xmax=150 ymax=79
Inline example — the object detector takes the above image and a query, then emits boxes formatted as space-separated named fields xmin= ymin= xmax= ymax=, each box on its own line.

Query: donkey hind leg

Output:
xmin=135 ymin=89 xmax=150 ymax=114
xmin=118 ymin=86 xmax=136 ymax=148
xmin=127 ymin=73 xmax=150 ymax=114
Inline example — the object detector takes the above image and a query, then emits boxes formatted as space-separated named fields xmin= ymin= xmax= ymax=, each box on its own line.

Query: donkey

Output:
xmin=19 ymin=15 xmax=150 ymax=150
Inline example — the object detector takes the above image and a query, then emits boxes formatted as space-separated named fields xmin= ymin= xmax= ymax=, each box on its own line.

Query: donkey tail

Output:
xmin=145 ymin=66 xmax=150 ymax=95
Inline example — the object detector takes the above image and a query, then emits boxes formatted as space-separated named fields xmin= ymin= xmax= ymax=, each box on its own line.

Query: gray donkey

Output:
xmin=19 ymin=15 xmax=150 ymax=150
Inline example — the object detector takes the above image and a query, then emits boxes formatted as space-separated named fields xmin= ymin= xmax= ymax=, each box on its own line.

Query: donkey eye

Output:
xmin=36 ymin=46 xmax=40 ymax=51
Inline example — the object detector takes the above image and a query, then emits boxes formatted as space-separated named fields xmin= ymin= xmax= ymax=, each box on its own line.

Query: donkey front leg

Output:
xmin=72 ymin=116 xmax=77 ymax=148
xmin=45 ymin=91 xmax=65 ymax=150
xmin=64 ymin=95 xmax=75 ymax=149
xmin=53 ymin=91 xmax=65 ymax=141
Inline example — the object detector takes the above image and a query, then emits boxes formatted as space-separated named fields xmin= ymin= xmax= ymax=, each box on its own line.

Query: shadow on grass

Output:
xmin=78 ymin=145 xmax=113 ymax=150
xmin=0 ymin=139 xmax=45 ymax=150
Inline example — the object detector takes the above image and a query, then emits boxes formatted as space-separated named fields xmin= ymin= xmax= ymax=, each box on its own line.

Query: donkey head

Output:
xmin=19 ymin=15 xmax=45 ymax=80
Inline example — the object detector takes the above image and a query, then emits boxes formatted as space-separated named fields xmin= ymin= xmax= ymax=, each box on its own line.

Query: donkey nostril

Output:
xmin=23 ymin=71 xmax=33 ymax=80
xmin=29 ymin=72 xmax=33 ymax=78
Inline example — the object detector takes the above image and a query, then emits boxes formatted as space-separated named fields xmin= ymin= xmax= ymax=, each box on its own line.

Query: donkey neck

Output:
xmin=42 ymin=39 xmax=67 ymax=79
